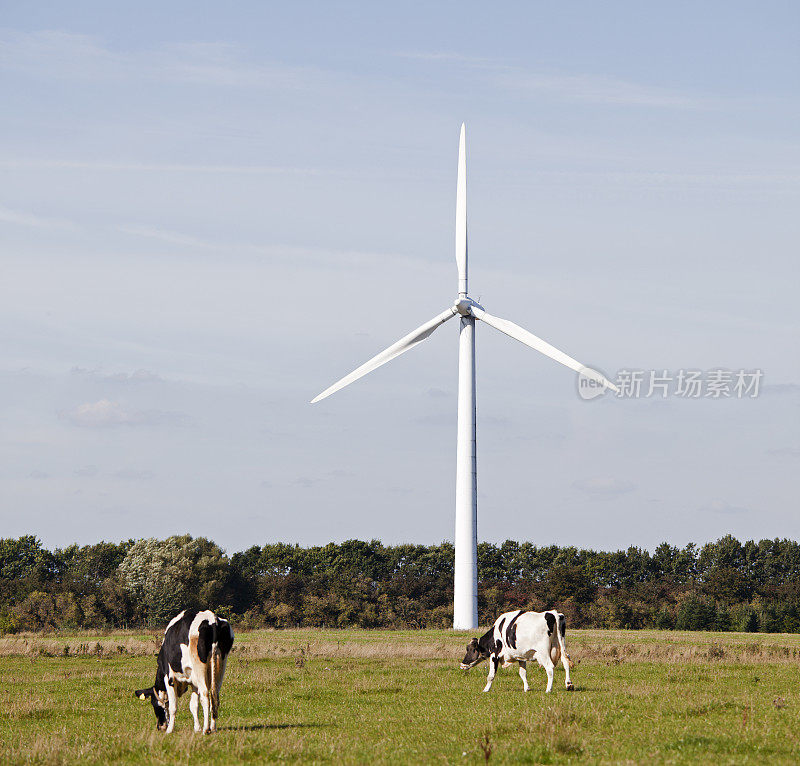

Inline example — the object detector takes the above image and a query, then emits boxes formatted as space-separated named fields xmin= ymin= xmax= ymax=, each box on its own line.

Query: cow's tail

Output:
xmin=556 ymin=613 xmax=574 ymax=669
xmin=209 ymin=622 xmax=222 ymax=718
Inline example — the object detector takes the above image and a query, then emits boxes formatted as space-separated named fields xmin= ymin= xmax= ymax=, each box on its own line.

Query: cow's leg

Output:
xmin=562 ymin=651 xmax=574 ymax=690
xmin=482 ymin=656 xmax=499 ymax=692
xmin=209 ymin=693 xmax=217 ymax=733
xmin=537 ymin=652 xmax=555 ymax=693
xmin=165 ymin=679 xmax=177 ymax=733
xmin=189 ymin=691 xmax=200 ymax=732
xmin=555 ymin=616 xmax=574 ymax=690
xmin=517 ymin=660 xmax=530 ymax=692
xmin=200 ymin=689 xmax=211 ymax=734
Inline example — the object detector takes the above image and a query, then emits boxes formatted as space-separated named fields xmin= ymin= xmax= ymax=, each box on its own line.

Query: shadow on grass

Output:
xmin=222 ymin=723 xmax=325 ymax=732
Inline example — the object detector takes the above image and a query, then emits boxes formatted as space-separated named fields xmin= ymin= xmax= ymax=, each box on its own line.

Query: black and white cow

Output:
xmin=135 ymin=609 xmax=234 ymax=733
xmin=460 ymin=610 xmax=574 ymax=693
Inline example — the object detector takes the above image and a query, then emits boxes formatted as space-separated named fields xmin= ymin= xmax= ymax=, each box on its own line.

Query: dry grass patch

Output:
xmin=0 ymin=633 xmax=161 ymax=658
xmin=6 ymin=627 xmax=800 ymax=666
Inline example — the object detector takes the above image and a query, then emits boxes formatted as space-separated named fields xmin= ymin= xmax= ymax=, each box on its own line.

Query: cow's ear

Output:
xmin=469 ymin=637 xmax=478 ymax=645
xmin=134 ymin=687 xmax=153 ymax=701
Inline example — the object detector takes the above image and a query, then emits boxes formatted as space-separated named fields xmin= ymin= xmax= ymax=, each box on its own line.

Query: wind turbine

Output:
xmin=311 ymin=124 xmax=618 ymax=630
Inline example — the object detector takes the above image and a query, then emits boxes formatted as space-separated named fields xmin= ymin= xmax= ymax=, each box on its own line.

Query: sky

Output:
xmin=1 ymin=1 xmax=798 ymax=554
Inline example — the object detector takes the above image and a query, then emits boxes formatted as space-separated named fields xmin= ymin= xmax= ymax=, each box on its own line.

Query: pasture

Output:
xmin=2 ymin=628 xmax=800 ymax=764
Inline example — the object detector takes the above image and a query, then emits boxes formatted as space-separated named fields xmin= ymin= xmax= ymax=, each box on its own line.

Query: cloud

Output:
xmin=766 ymin=447 xmax=800 ymax=457
xmin=328 ymin=469 xmax=354 ymax=478
xmin=295 ymin=477 xmax=318 ymax=488
xmin=118 ymin=225 xmax=215 ymax=249
xmin=113 ymin=369 xmax=161 ymax=383
xmin=0 ymin=30 xmax=312 ymax=90
xmin=701 ymin=500 xmax=751 ymax=515
xmin=396 ymin=51 xmax=501 ymax=66
xmin=0 ymin=204 xmax=74 ymax=229
xmin=73 ymin=465 xmax=99 ymax=477
xmin=0 ymin=158 xmax=322 ymax=175
xmin=60 ymin=399 xmax=187 ymax=427
xmin=572 ymin=477 xmax=636 ymax=497
xmin=495 ymin=71 xmax=699 ymax=108
xmin=62 ymin=399 xmax=134 ymax=426
xmin=426 ymin=387 xmax=450 ymax=398
xmin=70 ymin=367 xmax=162 ymax=384
xmin=28 ymin=469 xmax=49 ymax=479
xmin=528 ymin=170 xmax=800 ymax=193
xmin=2 ymin=31 xmax=703 ymax=113
xmin=397 ymin=50 xmax=704 ymax=109
xmin=113 ymin=468 xmax=155 ymax=480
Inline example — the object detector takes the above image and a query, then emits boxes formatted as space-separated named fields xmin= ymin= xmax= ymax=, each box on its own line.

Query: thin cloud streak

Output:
xmin=70 ymin=367 xmax=162 ymax=384
xmin=0 ymin=204 xmax=75 ymax=229
xmin=398 ymin=50 xmax=713 ymax=109
xmin=0 ymin=158 xmax=323 ymax=175
xmin=530 ymin=169 xmax=800 ymax=191
xmin=114 ymin=468 xmax=155 ymax=480
xmin=2 ymin=29 xmax=716 ymax=113
xmin=119 ymin=225 xmax=215 ymax=249
xmin=395 ymin=50 xmax=504 ymax=67
xmin=572 ymin=477 xmax=637 ymax=498
xmin=3 ymin=160 xmax=795 ymax=197
xmin=496 ymin=71 xmax=701 ymax=108
xmin=701 ymin=500 xmax=752 ymax=516
xmin=60 ymin=399 xmax=189 ymax=428
xmin=0 ymin=30 xmax=316 ymax=90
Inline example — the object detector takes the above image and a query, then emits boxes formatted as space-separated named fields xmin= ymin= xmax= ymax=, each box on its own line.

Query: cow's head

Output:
xmin=134 ymin=686 xmax=169 ymax=730
xmin=460 ymin=628 xmax=496 ymax=670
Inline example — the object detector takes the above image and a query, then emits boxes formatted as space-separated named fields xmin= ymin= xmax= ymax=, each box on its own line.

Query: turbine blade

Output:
xmin=455 ymin=123 xmax=468 ymax=295
xmin=471 ymin=306 xmax=619 ymax=392
xmin=311 ymin=308 xmax=458 ymax=403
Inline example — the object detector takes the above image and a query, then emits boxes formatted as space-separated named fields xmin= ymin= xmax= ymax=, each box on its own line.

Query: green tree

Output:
xmin=118 ymin=536 xmax=230 ymax=624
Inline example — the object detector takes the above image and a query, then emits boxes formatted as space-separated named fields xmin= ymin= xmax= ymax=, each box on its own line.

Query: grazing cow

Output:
xmin=134 ymin=609 xmax=234 ymax=733
xmin=460 ymin=610 xmax=574 ymax=693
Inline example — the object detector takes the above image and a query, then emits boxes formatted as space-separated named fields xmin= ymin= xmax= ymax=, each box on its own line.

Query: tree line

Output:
xmin=2 ymin=533 xmax=800 ymax=634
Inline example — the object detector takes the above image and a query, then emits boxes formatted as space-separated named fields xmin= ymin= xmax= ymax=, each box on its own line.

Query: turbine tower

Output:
xmin=311 ymin=124 xmax=617 ymax=630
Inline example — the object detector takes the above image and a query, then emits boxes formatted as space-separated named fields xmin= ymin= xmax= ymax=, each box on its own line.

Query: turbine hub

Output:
xmin=454 ymin=296 xmax=483 ymax=316
xmin=454 ymin=298 xmax=472 ymax=316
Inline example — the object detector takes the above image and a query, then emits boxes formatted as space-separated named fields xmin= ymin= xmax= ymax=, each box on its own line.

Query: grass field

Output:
xmin=3 ymin=628 xmax=800 ymax=764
